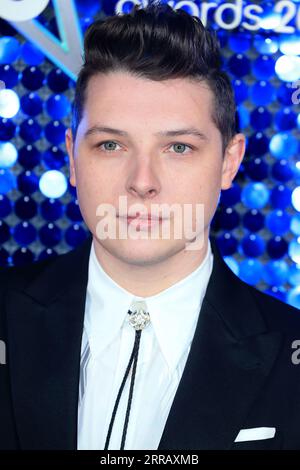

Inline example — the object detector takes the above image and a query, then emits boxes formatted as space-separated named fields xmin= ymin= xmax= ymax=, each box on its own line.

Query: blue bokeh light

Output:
xmin=269 ymin=132 xmax=298 ymax=159
xmin=253 ymin=35 xmax=278 ymax=55
xmin=239 ymin=258 xmax=262 ymax=285
xmin=241 ymin=183 xmax=270 ymax=209
xmin=46 ymin=94 xmax=71 ymax=120
xmin=252 ymin=55 xmax=274 ymax=80
xmin=262 ymin=260 xmax=289 ymax=285
xmin=21 ymin=41 xmax=45 ymax=66
xmin=21 ymin=92 xmax=43 ymax=117
xmin=0 ymin=37 xmax=20 ymax=63
xmin=0 ymin=168 xmax=16 ymax=193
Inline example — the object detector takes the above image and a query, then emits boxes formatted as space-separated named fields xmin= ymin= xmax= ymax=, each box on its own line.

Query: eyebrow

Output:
xmin=84 ymin=125 xmax=208 ymax=141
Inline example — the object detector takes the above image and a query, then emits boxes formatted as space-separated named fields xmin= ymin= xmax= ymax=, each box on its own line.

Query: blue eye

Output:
xmin=98 ymin=141 xmax=120 ymax=152
xmin=171 ymin=143 xmax=192 ymax=154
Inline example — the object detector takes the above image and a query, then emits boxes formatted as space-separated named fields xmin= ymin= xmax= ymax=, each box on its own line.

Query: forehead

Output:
xmin=82 ymin=71 xmax=215 ymax=124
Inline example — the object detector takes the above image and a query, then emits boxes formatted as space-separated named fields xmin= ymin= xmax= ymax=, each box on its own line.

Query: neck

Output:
xmin=92 ymin=231 xmax=210 ymax=297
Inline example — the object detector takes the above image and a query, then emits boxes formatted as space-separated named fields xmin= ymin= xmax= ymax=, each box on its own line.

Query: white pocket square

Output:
xmin=234 ymin=427 xmax=276 ymax=442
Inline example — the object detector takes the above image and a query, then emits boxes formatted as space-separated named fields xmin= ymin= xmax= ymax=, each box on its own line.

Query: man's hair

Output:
xmin=72 ymin=0 xmax=237 ymax=153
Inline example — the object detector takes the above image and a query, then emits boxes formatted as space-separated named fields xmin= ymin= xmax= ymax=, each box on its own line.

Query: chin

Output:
xmin=106 ymin=239 xmax=186 ymax=266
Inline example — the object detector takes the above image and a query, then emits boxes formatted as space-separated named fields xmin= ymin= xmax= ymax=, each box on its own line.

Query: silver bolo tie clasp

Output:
xmin=127 ymin=300 xmax=151 ymax=331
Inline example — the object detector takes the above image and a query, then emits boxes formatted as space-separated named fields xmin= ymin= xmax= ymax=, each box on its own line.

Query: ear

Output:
xmin=65 ymin=128 xmax=76 ymax=187
xmin=221 ymin=133 xmax=246 ymax=190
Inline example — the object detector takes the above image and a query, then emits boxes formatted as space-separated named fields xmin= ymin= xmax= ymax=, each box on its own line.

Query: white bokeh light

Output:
xmin=289 ymin=239 xmax=300 ymax=264
xmin=275 ymin=55 xmax=300 ymax=82
xmin=292 ymin=187 xmax=300 ymax=212
xmin=39 ymin=170 xmax=67 ymax=199
xmin=279 ymin=35 xmax=300 ymax=56
xmin=0 ymin=142 xmax=17 ymax=168
xmin=0 ymin=88 xmax=20 ymax=118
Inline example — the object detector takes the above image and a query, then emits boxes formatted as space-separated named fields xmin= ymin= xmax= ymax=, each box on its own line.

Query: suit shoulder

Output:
xmin=246 ymin=282 xmax=300 ymax=331
xmin=0 ymin=235 xmax=92 ymax=297
xmin=0 ymin=250 xmax=73 ymax=292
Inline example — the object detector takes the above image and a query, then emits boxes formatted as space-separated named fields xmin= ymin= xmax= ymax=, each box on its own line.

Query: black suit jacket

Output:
xmin=1 ymin=233 xmax=300 ymax=450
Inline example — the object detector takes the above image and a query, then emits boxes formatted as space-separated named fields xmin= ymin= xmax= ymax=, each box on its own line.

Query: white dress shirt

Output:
xmin=77 ymin=239 xmax=213 ymax=450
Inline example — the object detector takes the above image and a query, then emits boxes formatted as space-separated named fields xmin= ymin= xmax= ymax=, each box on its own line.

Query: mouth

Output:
xmin=118 ymin=212 xmax=165 ymax=222
xmin=117 ymin=213 xmax=166 ymax=228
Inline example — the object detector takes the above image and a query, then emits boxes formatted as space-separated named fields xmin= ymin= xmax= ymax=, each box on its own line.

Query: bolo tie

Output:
xmin=104 ymin=299 xmax=151 ymax=450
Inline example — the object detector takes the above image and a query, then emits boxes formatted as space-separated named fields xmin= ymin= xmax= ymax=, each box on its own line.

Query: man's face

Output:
xmin=66 ymin=71 xmax=245 ymax=266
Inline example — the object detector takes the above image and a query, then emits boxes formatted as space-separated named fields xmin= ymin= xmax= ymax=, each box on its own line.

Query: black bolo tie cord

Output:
xmin=104 ymin=327 xmax=142 ymax=450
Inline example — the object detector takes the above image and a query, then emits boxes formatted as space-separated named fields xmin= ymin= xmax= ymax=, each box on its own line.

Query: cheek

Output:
xmin=189 ymin=164 xmax=223 ymax=198
xmin=74 ymin=157 xmax=101 ymax=190
xmin=74 ymin=160 xmax=121 ymax=216
xmin=184 ymin=166 xmax=222 ymax=223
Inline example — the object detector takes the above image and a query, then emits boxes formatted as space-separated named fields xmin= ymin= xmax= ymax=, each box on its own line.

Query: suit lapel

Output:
xmin=158 ymin=237 xmax=283 ymax=450
xmin=5 ymin=235 xmax=93 ymax=449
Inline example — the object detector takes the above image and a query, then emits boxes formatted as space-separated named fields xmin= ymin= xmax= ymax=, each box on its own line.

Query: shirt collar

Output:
xmin=84 ymin=239 xmax=213 ymax=374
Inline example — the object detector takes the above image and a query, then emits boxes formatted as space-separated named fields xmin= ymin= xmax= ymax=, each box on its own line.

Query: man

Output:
xmin=1 ymin=1 xmax=300 ymax=451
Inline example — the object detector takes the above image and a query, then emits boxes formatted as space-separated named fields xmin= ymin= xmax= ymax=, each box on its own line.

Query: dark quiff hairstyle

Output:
xmin=72 ymin=0 xmax=237 ymax=153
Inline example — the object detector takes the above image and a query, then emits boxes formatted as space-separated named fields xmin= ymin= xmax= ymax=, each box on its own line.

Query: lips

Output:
xmin=118 ymin=213 xmax=163 ymax=221
xmin=127 ymin=215 xmax=162 ymax=221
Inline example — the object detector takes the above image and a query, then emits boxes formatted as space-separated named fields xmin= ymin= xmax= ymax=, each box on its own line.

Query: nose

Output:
xmin=125 ymin=157 xmax=161 ymax=200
